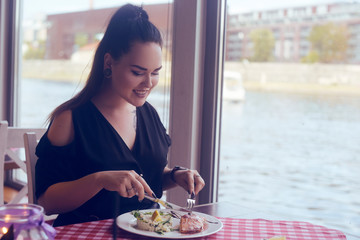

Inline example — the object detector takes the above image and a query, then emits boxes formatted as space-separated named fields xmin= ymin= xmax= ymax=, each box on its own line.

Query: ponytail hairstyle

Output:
xmin=48 ymin=4 xmax=163 ymax=122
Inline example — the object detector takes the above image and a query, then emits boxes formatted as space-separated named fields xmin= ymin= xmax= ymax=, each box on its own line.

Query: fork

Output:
xmin=170 ymin=211 xmax=219 ymax=224
xmin=186 ymin=193 xmax=195 ymax=211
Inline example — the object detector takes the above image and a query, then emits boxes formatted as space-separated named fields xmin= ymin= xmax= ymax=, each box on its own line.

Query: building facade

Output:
xmin=27 ymin=2 xmax=360 ymax=64
xmin=226 ymin=1 xmax=360 ymax=63
xmin=44 ymin=3 xmax=172 ymax=59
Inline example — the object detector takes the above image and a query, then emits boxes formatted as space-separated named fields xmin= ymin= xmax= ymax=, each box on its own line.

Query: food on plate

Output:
xmin=131 ymin=210 xmax=210 ymax=235
xmin=131 ymin=210 xmax=173 ymax=234
xmin=151 ymin=209 xmax=162 ymax=221
xmin=179 ymin=212 xmax=207 ymax=233
xmin=263 ymin=236 xmax=286 ymax=240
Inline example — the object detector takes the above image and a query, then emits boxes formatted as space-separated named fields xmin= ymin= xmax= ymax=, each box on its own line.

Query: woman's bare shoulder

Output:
xmin=47 ymin=110 xmax=74 ymax=146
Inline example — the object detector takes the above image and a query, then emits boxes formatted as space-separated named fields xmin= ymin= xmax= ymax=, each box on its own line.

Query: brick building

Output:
xmin=45 ymin=3 xmax=172 ymax=59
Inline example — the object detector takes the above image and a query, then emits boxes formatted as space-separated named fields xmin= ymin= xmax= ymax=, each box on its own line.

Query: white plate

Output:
xmin=116 ymin=209 xmax=223 ymax=239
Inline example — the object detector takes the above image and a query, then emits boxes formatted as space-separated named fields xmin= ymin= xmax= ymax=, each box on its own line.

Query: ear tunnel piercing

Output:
xmin=104 ymin=68 xmax=112 ymax=78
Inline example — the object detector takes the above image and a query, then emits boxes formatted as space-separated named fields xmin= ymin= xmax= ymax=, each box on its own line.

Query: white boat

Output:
xmin=222 ymin=71 xmax=246 ymax=102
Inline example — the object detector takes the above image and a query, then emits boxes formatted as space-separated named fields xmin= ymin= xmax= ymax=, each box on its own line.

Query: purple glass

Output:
xmin=0 ymin=204 xmax=56 ymax=239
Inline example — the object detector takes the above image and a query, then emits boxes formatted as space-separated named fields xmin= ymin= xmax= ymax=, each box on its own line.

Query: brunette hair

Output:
xmin=48 ymin=4 xmax=163 ymax=122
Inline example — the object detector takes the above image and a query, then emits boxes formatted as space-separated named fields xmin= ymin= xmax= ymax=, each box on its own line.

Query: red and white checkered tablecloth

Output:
xmin=55 ymin=217 xmax=347 ymax=240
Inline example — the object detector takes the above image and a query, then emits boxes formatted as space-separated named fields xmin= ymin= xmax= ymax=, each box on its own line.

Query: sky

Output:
xmin=227 ymin=0 xmax=356 ymax=13
xmin=23 ymin=0 xmax=168 ymax=19
xmin=23 ymin=0 xmax=358 ymax=19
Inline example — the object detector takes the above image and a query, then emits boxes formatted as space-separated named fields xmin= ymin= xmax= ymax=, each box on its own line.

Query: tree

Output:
xmin=304 ymin=23 xmax=348 ymax=63
xmin=301 ymin=50 xmax=319 ymax=63
xmin=75 ymin=33 xmax=89 ymax=48
xmin=249 ymin=28 xmax=275 ymax=62
xmin=23 ymin=40 xmax=46 ymax=59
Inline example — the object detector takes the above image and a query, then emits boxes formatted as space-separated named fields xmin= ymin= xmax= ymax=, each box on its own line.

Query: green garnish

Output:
xmin=155 ymin=230 xmax=164 ymax=235
xmin=131 ymin=210 xmax=143 ymax=220
xmin=161 ymin=218 xmax=171 ymax=225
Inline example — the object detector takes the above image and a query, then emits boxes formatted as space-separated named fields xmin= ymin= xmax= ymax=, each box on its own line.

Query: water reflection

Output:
xmin=219 ymin=91 xmax=360 ymax=236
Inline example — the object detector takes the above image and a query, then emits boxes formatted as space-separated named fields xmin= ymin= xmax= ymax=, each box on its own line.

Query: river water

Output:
xmin=20 ymin=78 xmax=360 ymax=236
xmin=219 ymin=91 xmax=360 ymax=237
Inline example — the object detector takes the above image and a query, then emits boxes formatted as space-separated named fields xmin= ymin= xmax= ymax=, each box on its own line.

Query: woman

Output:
xmin=35 ymin=4 xmax=205 ymax=227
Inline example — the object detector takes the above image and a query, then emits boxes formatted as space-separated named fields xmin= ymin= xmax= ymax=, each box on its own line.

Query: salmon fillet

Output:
xmin=179 ymin=213 xmax=206 ymax=233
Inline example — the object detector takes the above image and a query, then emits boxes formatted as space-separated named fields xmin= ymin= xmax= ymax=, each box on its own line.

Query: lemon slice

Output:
xmin=151 ymin=210 xmax=162 ymax=222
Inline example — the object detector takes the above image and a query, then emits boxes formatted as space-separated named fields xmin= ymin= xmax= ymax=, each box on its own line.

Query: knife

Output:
xmin=143 ymin=194 xmax=183 ymax=210
xmin=141 ymin=193 xmax=192 ymax=212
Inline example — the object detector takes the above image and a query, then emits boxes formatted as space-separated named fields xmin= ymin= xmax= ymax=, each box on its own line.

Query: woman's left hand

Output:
xmin=173 ymin=169 xmax=205 ymax=196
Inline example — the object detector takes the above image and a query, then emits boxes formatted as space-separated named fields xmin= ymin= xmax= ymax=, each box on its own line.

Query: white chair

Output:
xmin=24 ymin=132 xmax=42 ymax=204
xmin=0 ymin=120 xmax=46 ymax=204
xmin=24 ymin=132 xmax=58 ymax=222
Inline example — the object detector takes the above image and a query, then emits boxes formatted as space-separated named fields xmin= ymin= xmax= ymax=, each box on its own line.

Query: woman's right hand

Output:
xmin=97 ymin=170 xmax=154 ymax=201
xmin=38 ymin=170 xmax=154 ymax=215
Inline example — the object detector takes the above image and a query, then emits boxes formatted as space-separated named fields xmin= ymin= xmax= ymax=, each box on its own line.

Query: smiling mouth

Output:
xmin=133 ymin=89 xmax=149 ymax=97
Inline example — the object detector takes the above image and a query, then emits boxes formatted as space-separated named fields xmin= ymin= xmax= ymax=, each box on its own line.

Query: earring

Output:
xmin=104 ymin=68 xmax=112 ymax=78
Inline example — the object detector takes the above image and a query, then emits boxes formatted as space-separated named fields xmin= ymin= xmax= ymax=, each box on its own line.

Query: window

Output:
xmin=220 ymin=0 xmax=360 ymax=237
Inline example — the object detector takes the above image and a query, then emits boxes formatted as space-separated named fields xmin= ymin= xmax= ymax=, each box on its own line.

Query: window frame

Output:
xmin=0 ymin=0 xmax=22 ymax=126
xmin=167 ymin=0 xmax=226 ymax=205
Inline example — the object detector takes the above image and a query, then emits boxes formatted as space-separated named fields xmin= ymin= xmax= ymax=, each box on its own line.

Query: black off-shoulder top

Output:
xmin=35 ymin=101 xmax=171 ymax=226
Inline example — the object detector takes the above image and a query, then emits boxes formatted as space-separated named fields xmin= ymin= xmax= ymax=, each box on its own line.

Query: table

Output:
xmin=54 ymin=202 xmax=356 ymax=240
xmin=4 ymin=159 xmax=21 ymax=170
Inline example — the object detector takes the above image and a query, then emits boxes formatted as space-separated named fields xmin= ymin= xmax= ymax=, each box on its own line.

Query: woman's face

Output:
xmin=104 ymin=41 xmax=162 ymax=107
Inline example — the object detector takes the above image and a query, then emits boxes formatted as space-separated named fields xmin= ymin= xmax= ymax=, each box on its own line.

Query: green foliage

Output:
xmin=23 ymin=41 xmax=46 ymax=59
xmin=249 ymin=28 xmax=275 ymax=62
xmin=301 ymin=50 xmax=319 ymax=63
xmin=75 ymin=33 xmax=89 ymax=48
xmin=304 ymin=23 xmax=348 ymax=63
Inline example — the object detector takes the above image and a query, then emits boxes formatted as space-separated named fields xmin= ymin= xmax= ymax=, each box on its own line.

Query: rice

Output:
xmin=132 ymin=210 xmax=173 ymax=234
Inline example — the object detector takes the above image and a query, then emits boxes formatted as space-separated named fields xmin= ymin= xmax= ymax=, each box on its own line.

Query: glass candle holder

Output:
xmin=0 ymin=204 xmax=56 ymax=240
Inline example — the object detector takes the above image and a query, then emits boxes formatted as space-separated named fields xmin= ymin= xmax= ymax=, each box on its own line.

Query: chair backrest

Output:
xmin=24 ymin=132 xmax=45 ymax=204
xmin=0 ymin=120 xmax=46 ymax=205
